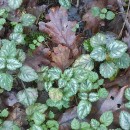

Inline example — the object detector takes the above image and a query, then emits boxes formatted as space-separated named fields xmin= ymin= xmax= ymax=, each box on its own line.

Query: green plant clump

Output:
xmin=83 ymin=33 xmax=130 ymax=79
xmin=91 ymin=7 xmax=115 ymax=20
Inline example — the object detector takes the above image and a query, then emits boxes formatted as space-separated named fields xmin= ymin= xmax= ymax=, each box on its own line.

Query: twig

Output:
xmin=117 ymin=0 xmax=130 ymax=38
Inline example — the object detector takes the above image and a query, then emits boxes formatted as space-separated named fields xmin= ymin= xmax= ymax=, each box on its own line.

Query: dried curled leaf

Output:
xmin=51 ymin=44 xmax=73 ymax=70
xmin=39 ymin=7 xmax=79 ymax=56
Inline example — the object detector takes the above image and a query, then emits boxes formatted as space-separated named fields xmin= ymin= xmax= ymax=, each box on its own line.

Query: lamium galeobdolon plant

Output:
xmin=0 ymin=0 xmax=38 ymax=92
xmin=38 ymin=65 xmax=108 ymax=119
xmin=83 ymin=33 xmax=130 ymax=79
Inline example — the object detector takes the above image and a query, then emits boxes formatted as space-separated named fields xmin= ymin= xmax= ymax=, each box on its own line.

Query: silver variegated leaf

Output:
xmin=119 ymin=111 xmax=130 ymax=130
xmin=59 ymin=0 xmax=71 ymax=9
xmin=17 ymin=87 xmax=38 ymax=106
xmin=114 ymin=53 xmax=130 ymax=69
xmin=8 ymin=0 xmax=22 ymax=10
xmin=0 ymin=73 xmax=13 ymax=91
xmin=0 ymin=58 xmax=5 ymax=69
xmin=0 ymin=41 xmax=16 ymax=58
xmin=9 ymin=33 xmax=25 ymax=45
xmin=90 ymin=46 xmax=106 ymax=61
xmin=21 ymin=14 xmax=36 ymax=26
xmin=77 ymin=100 xmax=92 ymax=119
xmin=73 ymin=54 xmax=94 ymax=71
xmin=7 ymin=58 xmax=22 ymax=70
xmin=107 ymin=40 xmax=127 ymax=59
xmin=18 ymin=65 xmax=38 ymax=82
xmin=90 ymin=33 xmax=106 ymax=48
xmin=100 ymin=62 xmax=118 ymax=78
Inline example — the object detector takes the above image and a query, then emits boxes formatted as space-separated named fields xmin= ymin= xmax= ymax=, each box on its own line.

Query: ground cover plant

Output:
xmin=0 ymin=0 xmax=130 ymax=130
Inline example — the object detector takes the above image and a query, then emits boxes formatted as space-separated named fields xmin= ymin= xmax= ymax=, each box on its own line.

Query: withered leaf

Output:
xmin=98 ymin=86 xmax=128 ymax=114
xmin=51 ymin=44 xmax=73 ymax=70
xmin=38 ymin=7 xmax=78 ymax=50
xmin=58 ymin=107 xmax=77 ymax=130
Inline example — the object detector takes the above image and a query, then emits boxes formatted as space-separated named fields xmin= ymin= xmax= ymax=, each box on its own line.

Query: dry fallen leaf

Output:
xmin=51 ymin=44 xmax=74 ymax=70
xmin=38 ymin=6 xmax=80 ymax=57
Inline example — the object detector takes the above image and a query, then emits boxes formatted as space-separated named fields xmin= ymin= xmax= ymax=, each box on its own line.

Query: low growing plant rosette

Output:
xmin=37 ymin=65 xmax=108 ymax=119
xmin=83 ymin=33 xmax=130 ymax=79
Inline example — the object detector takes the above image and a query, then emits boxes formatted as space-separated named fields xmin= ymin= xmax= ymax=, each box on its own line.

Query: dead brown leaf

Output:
xmin=58 ymin=107 xmax=77 ymax=130
xmin=51 ymin=44 xmax=74 ymax=70
xmin=38 ymin=6 xmax=80 ymax=57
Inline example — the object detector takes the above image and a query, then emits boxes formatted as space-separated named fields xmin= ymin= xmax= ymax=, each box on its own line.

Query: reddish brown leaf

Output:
xmin=51 ymin=44 xmax=73 ymax=70
xmin=98 ymin=85 xmax=128 ymax=114
xmin=38 ymin=6 xmax=80 ymax=56
xmin=58 ymin=107 xmax=77 ymax=130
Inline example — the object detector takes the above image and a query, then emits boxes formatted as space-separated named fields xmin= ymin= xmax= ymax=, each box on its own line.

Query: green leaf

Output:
xmin=14 ymin=24 xmax=23 ymax=33
xmin=16 ymin=49 xmax=26 ymax=62
xmin=100 ymin=62 xmax=118 ymax=78
xmin=66 ymin=79 xmax=79 ymax=94
xmin=99 ymin=13 xmax=106 ymax=19
xmin=32 ymin=112 xmax=45 ymax=125
xmin=100 ymin=111 xmax=113 ymax=126
xmin=77 ymin=100 xmax=92 ymax=119
xmin=125 ymin=88 xmax=130 ymax=101
xmin=125 ymin=102 xmax=130 ymax=109
xmin=107 ymin=40 xmax=127 ymax=59
xmin=90 ymin=33 xmax=106 ymax=48
xmin=46 ymin=120 xmax=59 ymax=128
xmin=48 ymin=111 xmax=55 ymax=119
xmin=91 ymin=7 xmax=100 ymax=17
xmin=21 ymin=13 xmax=36 ymax=26
xmin=78 ymin=92 xmax=88 ymax=100
xmin=58 ymin=0 xmax=71 ymax=9
xmin=106 ymin=11 xmax=115 ymax=20
xmin=30 ymin=124 xmax=43 ymax=130
xmin=17 ymin=87 xmax=38 ymax=106
xmin=0 ymin=9 xmax=6 ymax=16
xmin=0 ymin=109 xmax=9 ymax=117
xmin=114 ymin=53 xmax=130 ymax=69
xmin=37 ymin=36 xmax=45 ymax=42
xmin=101 ymin=8 xmax=107 ymax=13
xmin=58 ymin=78 xmax=67 ymax=88
xmin=62 ymin=68 xmax=73 ymax=80
xmin=44 ymin=81 xmax=53 ymax=91
xmin=18 ymin=65 xmax=38 ymax=82
xmin=81 ymin=122 xmax=90 ymax=130
xmin=90 ymin=119 xmax=100 ymax=129
xmin=73 ymin=54 xmax=94 ymax=71
xmin=0 ymin=73 xmax=13 ymax=91
xmin=48 ymin=67 xmax=62 ymax=80
xmin=8 ymin=0 xmax=22 ymax=9
xmin=2 ymin=121 xmax=20 ymax=130
xmin=49 ymin=88 xmax=63 ymax=102
xmin=89 ymin=92 xmax=99 ymax=102
xmin=0 ymin=18 xmax=6 ymax=25
xmin=29 ymin=44 xmax=36 ymax=50
xmin=0 ymin=41 xmax=16 ymax=58
xmin=10 ymin=33 xmax=25 ymax=44
xmin=97 ymin=124 xmax=107 ymax=130
xmin=98 ymin=88 xmax=108 ymax=98
xmin=73 ymin=68 xmax=89 ymax=82
xmin=79 ymin=80 xmax=93 ymax=92
xmin=7 ymin=58 xmax=22 ymax=70
xmin=87 ymin=71 xmax=99 ymax=82
xmin=26 ymin=103 xmax=48 ymax=116
xmin=90 ymin=46 xmax=106 ymax=61
xmin=71 ymin=118 xmax=80 ymax=130
xmin=0 ymin=58 xmax=5 ymax=69
xmin=119 ymin=111 xmax=130 ymax=130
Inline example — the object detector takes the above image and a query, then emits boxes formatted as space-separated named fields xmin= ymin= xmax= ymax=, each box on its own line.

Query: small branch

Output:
xmin=117 ymin=0 xmax=130 ymax=37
